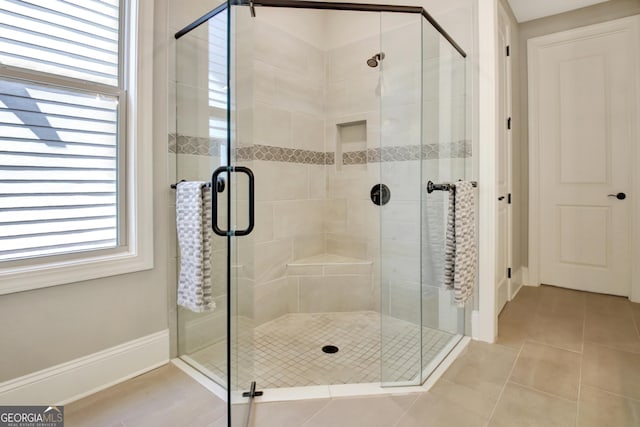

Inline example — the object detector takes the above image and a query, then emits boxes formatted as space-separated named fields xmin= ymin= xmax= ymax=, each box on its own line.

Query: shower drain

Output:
xmin=322 ymin=345 xmax=339 ymax=354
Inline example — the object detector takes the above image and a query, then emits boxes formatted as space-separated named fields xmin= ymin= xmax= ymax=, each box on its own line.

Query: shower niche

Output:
xmin=174 ymin=1 xmax=470 ymax=422
xmin=335 ymin=119 xmax=367 ymax=171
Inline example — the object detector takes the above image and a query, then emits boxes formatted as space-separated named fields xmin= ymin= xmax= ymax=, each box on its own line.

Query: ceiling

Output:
xmin=507 ymin=0 xmax=610 ymax=22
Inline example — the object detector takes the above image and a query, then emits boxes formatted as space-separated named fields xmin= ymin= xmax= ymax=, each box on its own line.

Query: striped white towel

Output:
xmin=443 ymin=186 xmax=456 ymax=290
xmin=444 ymin=181 xmax=477 ymax=306
xmin=176 ymin=181 xmax=215 ymax=312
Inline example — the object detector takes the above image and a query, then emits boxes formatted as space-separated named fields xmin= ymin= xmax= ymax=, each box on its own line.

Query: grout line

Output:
xmin=391 ymin=391 xmax=422 ymax=427
xmin=299 ymin=398 xmax=333 ymax=427
xmin=582 ymin=339 xmax=640 ymax=356
xmin=524 ymin=338 xmax=583 ymax=355
xmin=576 ymin=299 xmax=586 ymax=427
xmin=575 ymin=367 xmax=585 ymax=427
xmin=507 ymin=380 xmax=579 ymax=404
xmin=584 ymin=385 xmax=640 ymax=403
xmin=630 ymin=305 xmax=640 ymax=340
xmin=484 ymin=344 xmax=524 ymax=427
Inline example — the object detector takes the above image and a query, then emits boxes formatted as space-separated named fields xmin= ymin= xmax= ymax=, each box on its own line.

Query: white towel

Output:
xmin=176 ymin=181 xmax=215 ymax=312
xmin=443 ymin=186 xmax=456 ymax=290
xmin=444 ymin=181 xmax=477 ymax=306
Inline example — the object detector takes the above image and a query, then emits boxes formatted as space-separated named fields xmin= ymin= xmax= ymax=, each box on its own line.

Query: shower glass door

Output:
xmin=175 ymin=5 xmax=232 ymax=390
xmin=227 ymin=5 xmax=256 ymax=423
xmin=175 ymin=6 xmax=257 ymax=424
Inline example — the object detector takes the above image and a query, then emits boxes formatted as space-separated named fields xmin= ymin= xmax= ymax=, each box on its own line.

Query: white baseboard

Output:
xmin=0 ymin=330 xmax=170 ymax=406
xmin=471 ymin=309 xmax=480 ymax=340
xmin=521 ymin=266 xmax=541 ymax=288
xmin=497 ymin=280 xmax=509 ymax=315
xmin=509 ymin=268 xmax=524 ymax=301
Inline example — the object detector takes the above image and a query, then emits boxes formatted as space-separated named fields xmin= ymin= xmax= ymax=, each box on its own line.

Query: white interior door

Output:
xmin=529 ymin=17 xmax=639 ymax=296
xmin=496 ymin=6 xmax=511 ymax=313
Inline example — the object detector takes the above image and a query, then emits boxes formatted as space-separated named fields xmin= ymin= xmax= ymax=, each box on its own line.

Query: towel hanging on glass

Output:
xmin=175 ymin=181 xmax=215 ymax=312
xmin=443 ymin=181 xmax=477 ymax=306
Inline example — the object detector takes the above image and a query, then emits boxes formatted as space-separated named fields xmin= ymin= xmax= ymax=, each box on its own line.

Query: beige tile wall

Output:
xmin=237 ymin=17 xmax=329 ymax=325
xmin=324 ymin=27 xmax=382 ymax=314
xmin=379 ymin=19 xmax=423 ymax=325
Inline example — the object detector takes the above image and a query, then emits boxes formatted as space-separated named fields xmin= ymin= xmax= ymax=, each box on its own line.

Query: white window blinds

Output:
xmin=0 ymin=0 xmax=120 ymax=86
xmin=0 ymin=0 xmax=123 ymax=262
xmin=208 ymin=11 xmax=227 ymax=141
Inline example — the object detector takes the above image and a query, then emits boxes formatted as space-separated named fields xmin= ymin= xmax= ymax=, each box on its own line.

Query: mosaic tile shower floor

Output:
xmin=187 ymin=311 xmax=456 ymax=389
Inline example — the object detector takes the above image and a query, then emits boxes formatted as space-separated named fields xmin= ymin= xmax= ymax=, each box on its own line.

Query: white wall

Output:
xmin=476 ymin=0 xmax=499 ymax=342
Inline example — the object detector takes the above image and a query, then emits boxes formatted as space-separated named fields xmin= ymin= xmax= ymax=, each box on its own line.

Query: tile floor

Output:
xmin=189 ymin=311 xmax=455 ymax=388
xmin=66 ymin=285 xmax=640 ymax=426
xmin=493 ymin=284 xmax=640 ymax=427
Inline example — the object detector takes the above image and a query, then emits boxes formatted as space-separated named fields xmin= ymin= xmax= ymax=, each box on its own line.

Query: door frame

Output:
xmin=527 ymin=15 xmax=640 ymax=301
xmin=496 ymin=1 xmax=513 ymax=314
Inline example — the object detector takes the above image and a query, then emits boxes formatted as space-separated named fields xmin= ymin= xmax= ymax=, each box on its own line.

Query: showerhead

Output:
xmin=366 ymin=52 xmax=385 ymax=68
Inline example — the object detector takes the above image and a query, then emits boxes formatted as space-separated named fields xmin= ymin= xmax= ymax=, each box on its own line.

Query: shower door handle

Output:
xmin=211 ymin=167 xmax=229 ymax=236
xmin=211 ymin=166 xmax=255 ymax=237
xmin=233 ymin=166 xmax=255 ymax=237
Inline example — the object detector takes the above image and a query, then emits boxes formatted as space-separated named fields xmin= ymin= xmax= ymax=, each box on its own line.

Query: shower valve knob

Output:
xmin=371 ymin=184 xmax=390 ymax=206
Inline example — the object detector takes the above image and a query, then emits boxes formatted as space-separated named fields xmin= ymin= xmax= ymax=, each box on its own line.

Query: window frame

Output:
xmin=0 ymin=0 xmax=154 ymax=294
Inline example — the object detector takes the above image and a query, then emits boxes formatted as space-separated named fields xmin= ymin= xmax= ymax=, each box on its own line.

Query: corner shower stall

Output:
xmin=173 ymin=0 xmax=471 ymax=422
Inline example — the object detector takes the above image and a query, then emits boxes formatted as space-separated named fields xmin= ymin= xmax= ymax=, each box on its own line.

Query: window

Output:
xmin=0 ymin=0 xmax=154 ymax=293
xmin=208 ymin=9 xmax=227 ymax=162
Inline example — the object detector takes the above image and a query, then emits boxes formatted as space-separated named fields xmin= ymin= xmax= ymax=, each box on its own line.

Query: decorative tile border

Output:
xmin=325 ymin=152 xmax=335 ymax=165
xmin=248 ymin=145 xmax=328 ymax=165
xmin=348 ymin=141 xmax=471 ymax=165
xmin=169 ymin=134 xmax=471 ymax=164
xmin=437 ymin=140 xmax=471 ymax=160
xmin=235 ymin=146 xmax=254 ymax=161
xmin=168 ymin=133 xmax=177 ymax=153
xmin=343 ymin=150 xmax=368 ymax=165
xmin=173 ymin=135 xmax=225 ymax=156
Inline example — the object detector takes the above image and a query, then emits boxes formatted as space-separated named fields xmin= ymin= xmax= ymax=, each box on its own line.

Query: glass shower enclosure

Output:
xmin=173 ymin=1 xmax=470 ymax=424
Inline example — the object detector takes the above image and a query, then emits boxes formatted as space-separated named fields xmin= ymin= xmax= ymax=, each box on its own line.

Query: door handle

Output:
xmin=608 ymin=192 xmax=626 ymax=200
xmin=211 ymin=166 xmax=255 ymax=237
xmin=211 ymin=167 xmax=229 ymax=236
xmin=233 ymin=166 xmax=255 ymax=237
